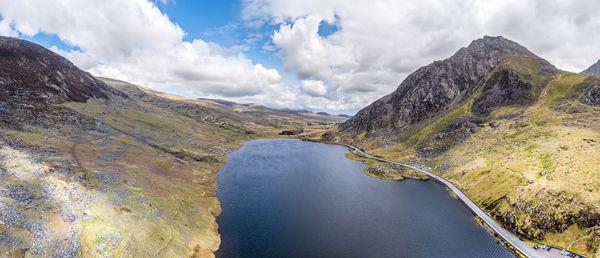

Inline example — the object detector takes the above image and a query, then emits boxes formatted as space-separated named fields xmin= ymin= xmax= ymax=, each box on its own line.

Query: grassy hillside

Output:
xmin=321 ymin=56 xmax=600 ymax=257
xmin=0 ymin=77 xmax=339 ymax=257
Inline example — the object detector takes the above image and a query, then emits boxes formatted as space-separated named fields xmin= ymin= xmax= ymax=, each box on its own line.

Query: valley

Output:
xmin=0 ymin=32 xmax=599 ymax=257
xmin=0 ymin=36 xmax=344 ymax=257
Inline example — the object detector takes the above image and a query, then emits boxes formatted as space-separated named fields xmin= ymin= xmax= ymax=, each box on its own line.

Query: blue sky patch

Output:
xmin=317 ymin=19 xmax=339 ymax=38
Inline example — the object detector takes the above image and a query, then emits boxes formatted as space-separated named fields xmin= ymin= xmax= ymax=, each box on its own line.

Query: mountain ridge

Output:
xmin=581 ymin=59 xmax=600 ymax=76
xmin=321 ymin=36 xmax=600 ymax=256
xmin=197 ymin=97 xmax=349 ymax=124
xmin=0 ymin=36 xmax=126 ymax=104
xmin=340 ymin=35 xmax=535 ymax=134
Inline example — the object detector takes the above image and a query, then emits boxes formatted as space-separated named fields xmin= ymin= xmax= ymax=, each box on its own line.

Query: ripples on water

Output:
xmin=216 ymin=139 xmax=512 ymax=258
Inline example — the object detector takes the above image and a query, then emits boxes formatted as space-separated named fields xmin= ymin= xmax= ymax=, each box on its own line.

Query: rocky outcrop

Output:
xmin=471 ymin=58 xmax=559 ymax=117
xmin=583 ymin=85 xmax=600 ymax=106
xmin=365 ymin=164 xmax=407 ymax=180
xmin=417 ymin=119 xmax=482 ymax=158
xmin=581 ymin=59 xmax=600 ymax=76
xmin=491 ymin=190 xmax=600 ymax=240
xmin=471 ymin=67 xmax=532 ymax=116
xmin=364 ymin=163 xmax=429 ymax=180
xmin=340 ymin=36 xmax=534 ymax=134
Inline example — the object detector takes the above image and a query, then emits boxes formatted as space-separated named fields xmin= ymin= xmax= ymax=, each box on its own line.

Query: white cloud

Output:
xmin=0 ymin=19 xmax=17 ymax=36
xmin=244 ymin=0 xmax=600 ymax=112
xmin=300 ymin=80 xmax=327 ymax=97
xmin=0 ymin=0 xmax=184 ymax=58
xmin=0 ymin=0 xmax=299 ymax=109
xmin=50 ymin=47 xmax=98 ymax=71
xmin=273 ymin=16 xmax=346 ymax=81
xmin=2 ymin=0 xmax=600 ymax=114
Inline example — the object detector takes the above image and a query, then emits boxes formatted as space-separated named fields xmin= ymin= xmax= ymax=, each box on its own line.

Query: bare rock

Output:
xmin=583 ymin=85 xmax=600 ymax=106
xmin=340 ymin=36 xmax=535 ymax=134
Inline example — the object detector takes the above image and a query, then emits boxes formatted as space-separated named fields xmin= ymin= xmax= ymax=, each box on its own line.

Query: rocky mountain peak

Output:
xmin=453 ymin=36 xmax=534 ymax=62
xmin=581 ymin=59 xmax=600 ymax=76
xmin=0 ymin=36 xmax=126 ymax=105
xmin=340 ymin=36 xmax=535 ymax=134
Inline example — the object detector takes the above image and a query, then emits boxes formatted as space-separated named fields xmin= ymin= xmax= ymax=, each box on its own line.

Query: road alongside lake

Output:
xmin=343 ymin=144 xmax=558 ymax=258
xmin=216 ymin=139 xmax=513 ymax=257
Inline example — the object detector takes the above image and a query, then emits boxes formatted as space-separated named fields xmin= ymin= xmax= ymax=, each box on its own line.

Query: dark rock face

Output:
xmin=0 ymin=37 xmax=127 ymax=130
xmin=0 ymin=36 xmax=126 ymax=105
xmin=279 ymin=130 xmax=295 ymax=135
xmin=471 ymin=67 xmax=533 ymax=116
xmin=417 ymin=119 xmax=481 ymax=158
xmin=493 ymin=190 xmax=600 ymax=240
xmin=581 ymin=60 xmax=600 ymax=76
xmin=472 ymin=58 xmax=559 ymax=117
xmin=321 ymin=131 xmax=335 ymax=142
xmin=340 ymin=36 xmax=534 ymax=134
xmin=584 ymin=85 xmax=600 ymax=106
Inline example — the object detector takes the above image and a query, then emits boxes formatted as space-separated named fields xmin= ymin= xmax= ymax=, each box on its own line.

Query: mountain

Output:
xmin=581 ymin=59 xmax=600 ymax=76
xmin=197 ymin=98 xmax=349 ymax=124
xmin=0 ymin=36 xmax=126 ymax=104
xmin=197 ymin=97 xmax=238 ymax=107
xmin=0 ymin=36 xmax=129 ymax=131
xmin=340 ymin=36 xmax=534 ymax=134
xmin=0 ymin=37 xmax=336 ymax=257
xmin=329 ymin=36 xmax=600 ymax=256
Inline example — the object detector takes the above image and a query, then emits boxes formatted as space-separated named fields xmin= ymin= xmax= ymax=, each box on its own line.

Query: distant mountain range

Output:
xmin=197 ymin=98 xmax=349 ymax=124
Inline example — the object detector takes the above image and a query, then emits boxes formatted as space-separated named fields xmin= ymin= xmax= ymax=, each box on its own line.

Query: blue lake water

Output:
xmin=216 ymin=138 xmax=512 ymax=257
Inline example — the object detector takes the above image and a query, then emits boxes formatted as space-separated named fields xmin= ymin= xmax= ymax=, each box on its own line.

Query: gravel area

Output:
xmin=0 ymin=144 xmax=92 ymax=257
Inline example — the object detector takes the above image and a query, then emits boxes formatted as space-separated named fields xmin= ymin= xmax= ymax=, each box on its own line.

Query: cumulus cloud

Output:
xmin=0 ymin=19 xmax=17 ymax=37
xmin=1 ymin=0 xmax=599 ymax=114
xmin=0 ymin=0 xmax=184 ymax=57
xmin=300 ymin=80 xmax=327 ymax=97
xmin=274 ymin=16 xmax=336 ymax=80
xmin=0 ymin=0 xmax=297 ymax=109
xmin=244 ymin=0 xmax=600 ymax=112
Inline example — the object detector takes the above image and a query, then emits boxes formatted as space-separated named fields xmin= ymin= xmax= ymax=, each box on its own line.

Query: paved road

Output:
xmin=341 ymin=144 xmax=549 ymax=258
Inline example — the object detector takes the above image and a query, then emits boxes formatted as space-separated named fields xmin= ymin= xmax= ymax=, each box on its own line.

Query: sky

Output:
xmin=0 ymin=0 xmax=599 ymax=115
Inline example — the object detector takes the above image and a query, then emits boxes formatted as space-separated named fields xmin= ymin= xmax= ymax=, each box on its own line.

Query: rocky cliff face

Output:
xmin=471 ymin=67 xmax=532 ymax=116
xmin=581 ymin=59 xmax=600 ymax=76
xmin=584 ymin=85 xmax=600 ymax=106
xmin=340 ymin=36 xmax=534 ymax=134
xmin=471 ymin=58 xmax=559 ymax=116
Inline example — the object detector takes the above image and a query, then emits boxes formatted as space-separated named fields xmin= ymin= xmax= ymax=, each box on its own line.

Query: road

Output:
xmin=341 ymin=144 xmax=553 ymax=258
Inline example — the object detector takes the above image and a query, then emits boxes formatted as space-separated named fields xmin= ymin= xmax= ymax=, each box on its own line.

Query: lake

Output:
xmin=216 ymin=138 xmax=512 ymax=257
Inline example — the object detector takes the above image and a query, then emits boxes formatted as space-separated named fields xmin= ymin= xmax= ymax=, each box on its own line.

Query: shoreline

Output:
xmin=332 ymin=142 xmax=539 ymax=258
xmin=214 ymin=138 xmax=515 ymax=257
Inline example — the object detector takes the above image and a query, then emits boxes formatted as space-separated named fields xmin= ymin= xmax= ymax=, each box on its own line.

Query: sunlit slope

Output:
xmin=339 ymin=56 xmax=600 ymax=256
xmin=0 ymin=65 xmax=341 ymax=258
xmin=1 ymin=84 xmax=249 ymax=257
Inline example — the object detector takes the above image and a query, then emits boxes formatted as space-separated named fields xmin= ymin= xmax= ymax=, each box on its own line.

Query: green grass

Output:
xmin=540 ymin=73 xmax=588 ymax=108
xmin=350 ymin=55 xmax=600 ymax=257
xmin=2 ymin=76 xmax=345 ymax=257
